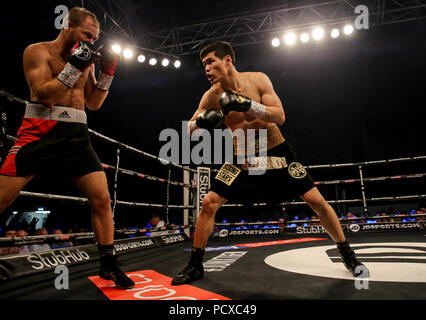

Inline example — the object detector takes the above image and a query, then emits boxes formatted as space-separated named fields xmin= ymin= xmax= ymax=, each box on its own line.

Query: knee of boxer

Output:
xmin=201 ymin=194 xmax=220 ymax=217
xmin=307 ymin=197 xmax=328 ymax=214
xmin=88 ymin=192 xmax=111 ymax=212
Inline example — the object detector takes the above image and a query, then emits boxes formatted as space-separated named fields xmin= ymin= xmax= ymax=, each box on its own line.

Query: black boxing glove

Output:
xmin=195 ymin=109 xmax=226 ymax=131
xmin=220 ymin=91 xmax=267 ymax=118
xmin=58 ymin=41 xmax=101 ymax=88
xmin=96 ymin=45 xmax=120 ymax=91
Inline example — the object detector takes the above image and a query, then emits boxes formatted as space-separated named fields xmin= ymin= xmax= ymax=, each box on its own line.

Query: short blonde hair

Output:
xmin=64 ymin=7 xmax=100 ymax=29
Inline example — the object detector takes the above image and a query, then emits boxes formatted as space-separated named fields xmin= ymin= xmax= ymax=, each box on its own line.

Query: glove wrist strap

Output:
xmin=58 ymin=62 xmax=82 ymax=88
xmin=96 ymin=71 xmax=114 ymax=91
xmin=247 ymin=100 xmax=267 ymax=119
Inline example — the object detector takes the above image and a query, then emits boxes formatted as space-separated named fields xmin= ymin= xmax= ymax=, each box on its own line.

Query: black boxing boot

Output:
xmin=336 ymin=240 xmax=369 ymax=277
xmin=172 ymin=247 xmax=204 ymax=285
xmin=98 ymin=244 xmax=135 ymax=289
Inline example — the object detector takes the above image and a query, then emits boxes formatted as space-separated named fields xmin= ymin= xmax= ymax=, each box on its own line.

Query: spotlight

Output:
xmin=174 ymin=60 xmax=181 ymax=68
xmin=312 ymin=28 xmax=324 ymax=40
xmin=331 ymin=28 xmax=340 ymax=38
xmin=111 ymin=44 xmax=121 ymax=54
xmin=300 ymin=33 xmax=310 ymax=43
xmin=343 ymin=24 xmax=354 ymax=35
xmin=271 ymin=38 xmax=280 ymax=47
xmin=149 ymin=58 xmax=157 ymax=65
xmin=123 ymin=49 xmax=133 ymax=59
xmin=161 ymin=58 xmax=170 ymax=67
xmin=284 ymin=32 xmax=296 ymax=45
xmin=137 ymin=55 xmax=146 ymax=63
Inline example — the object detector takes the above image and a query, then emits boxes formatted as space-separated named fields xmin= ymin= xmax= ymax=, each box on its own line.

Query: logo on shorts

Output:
xmin=288 ymin=162 xmax=307 ymax=179
xmin=215 ymin=162 xmax=241 ymax=186
xmin=58 ymin=111 xmax=71 ymax=119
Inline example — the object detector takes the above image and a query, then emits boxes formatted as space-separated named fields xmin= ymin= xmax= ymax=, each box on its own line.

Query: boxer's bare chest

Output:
xmin=220 ymin=75 xmax=271 ymax=131
xmin=48 ymin=55 xmax=89 ymax=90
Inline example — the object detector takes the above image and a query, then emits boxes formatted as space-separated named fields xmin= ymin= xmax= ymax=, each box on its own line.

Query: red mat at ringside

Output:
xmin=235 ymin=237 xmax=327 ymax=247
xmin=89 ymin=270 xmax=231 ymax=300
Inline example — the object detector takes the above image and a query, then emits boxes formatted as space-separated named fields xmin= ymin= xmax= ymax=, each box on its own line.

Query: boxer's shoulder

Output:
xmin=23 ymin=42 xmax=50 ymax=61
xmin=244 ymin=71 xmax=268 ymax=82
xmin=203 ymin=83 xmax=223 ymax=103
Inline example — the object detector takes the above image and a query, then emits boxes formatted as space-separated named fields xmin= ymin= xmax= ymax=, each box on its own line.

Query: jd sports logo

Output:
xmin=264 ymin=242 xmax=426 ymax=283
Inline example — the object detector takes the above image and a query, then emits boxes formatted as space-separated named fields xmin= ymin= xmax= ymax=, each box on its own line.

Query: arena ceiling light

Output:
xmin=331 ymin=28 xmax=340 ymax=38
xmin=137 ymin=54 xmax=146 ymax=63
xmin=271 ymin=38 xmax=280 ymax=47
xmin=300 ymin=33 xmax=310 ymax=43
xmin=161 ymin=58 xmax=170 ymax=67
xmin=123 ymin=48 xmax=133 ymax=59
xmin=312 ymin=28 xmax=325 ymax=41
xmin=174 ymin=60 xmax=181 ymax=68
xmin=149 ymin=58 xmax=157 ymax=65
xmin=111 ymin=44 xmax=122 ymax=54
xmin=344 ymin=24 xmax=354 ymax=35
xmin=284 ymin=32 xmax=297 ymax=46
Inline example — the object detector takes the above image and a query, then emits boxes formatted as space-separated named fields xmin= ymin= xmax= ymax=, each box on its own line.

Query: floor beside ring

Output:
xmin=0 ymin=231 xmax=425 ymax=300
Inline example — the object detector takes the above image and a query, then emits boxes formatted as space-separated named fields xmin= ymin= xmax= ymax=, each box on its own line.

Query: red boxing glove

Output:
xmin=95 ymin=45 xmax=120 ymax=91
xmin=98 ymin=45 xmax=119 ymax=76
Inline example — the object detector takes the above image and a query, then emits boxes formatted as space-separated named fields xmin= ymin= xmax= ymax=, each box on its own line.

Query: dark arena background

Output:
xmin=0 ymin=0 xmax=425 ymax=312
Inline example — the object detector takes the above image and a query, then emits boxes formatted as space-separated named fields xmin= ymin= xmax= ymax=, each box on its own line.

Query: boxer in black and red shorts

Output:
xmin=0 ymin=104 xmax=103 ymax=177
xmin=0 ymin=7 xmax=134 ymax=289
xmin=172 ymin=41 xmax=368 ymax=285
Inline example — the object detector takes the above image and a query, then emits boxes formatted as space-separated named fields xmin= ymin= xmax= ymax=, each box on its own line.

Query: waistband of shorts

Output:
xmin=24 ymin=103 xmax=87 ymax=124
xmin=233 ymin=125 xmax=285 ymax=156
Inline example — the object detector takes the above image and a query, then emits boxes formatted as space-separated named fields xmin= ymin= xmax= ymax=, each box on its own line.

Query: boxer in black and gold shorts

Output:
xmin=210 ymin=138 xmax=315 ymax=204
xmin=172 ymin=41 xmax=368 ymax=285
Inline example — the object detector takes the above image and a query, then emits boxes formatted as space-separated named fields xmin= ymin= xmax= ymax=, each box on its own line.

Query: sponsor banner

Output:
xmin=295 ymin=226 xmax=327 ymax=234
xmin=149 ymin=229 xmax=181 ymax=237
xmin=197 ymin=167 xmax=210 ymax=219
xmin=235 ymin=238 xmax=327 ymax=248
xmin=0 ymin=244 xmax=97 ymax=280
xmin=114 ymin=236 xmax=157 ymax=254
xmin=0 ymin=233 xmax=188 ymax=281
xmin=155 ymin=233 xmax=187 ymax=246
xmin=89 ymin=269 xmax=230 ymax=300
xmin=218 ymin=228 xmax=282 ymax=237
xmin=347 ymin=222 xmax=423 ymax=233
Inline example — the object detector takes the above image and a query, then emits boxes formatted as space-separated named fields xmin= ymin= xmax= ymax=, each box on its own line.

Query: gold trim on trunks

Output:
xmin=233 ymin=125 xmax=285 ymax=156
xmin=239 ymin=156 xmax=288 ymax=171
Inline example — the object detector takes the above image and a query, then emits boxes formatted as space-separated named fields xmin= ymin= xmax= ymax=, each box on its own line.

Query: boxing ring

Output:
xmin=0 ymin=91 xmax=425 ymax=300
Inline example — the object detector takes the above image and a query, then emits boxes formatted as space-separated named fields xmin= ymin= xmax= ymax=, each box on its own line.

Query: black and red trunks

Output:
xmin=0 ymin=103 xmax=103 ymax=177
